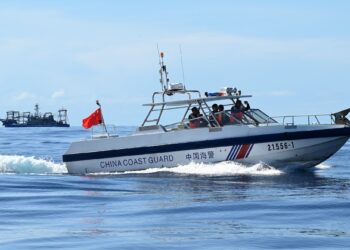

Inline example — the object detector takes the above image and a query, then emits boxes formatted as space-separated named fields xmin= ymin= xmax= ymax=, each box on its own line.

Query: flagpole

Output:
xmin=96 ymin=100 xmax=108 ymax=136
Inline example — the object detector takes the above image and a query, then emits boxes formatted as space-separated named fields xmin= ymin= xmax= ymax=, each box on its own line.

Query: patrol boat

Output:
xmin=63 ymin=53 xmax=350 ymax=174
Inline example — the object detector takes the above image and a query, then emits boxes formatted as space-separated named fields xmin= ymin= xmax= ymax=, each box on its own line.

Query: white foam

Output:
xmin=119 ymin=161 xmax=283 ymax=176
xmin=315 ymin=163 xmax=332 ymax=170
xmin=0 ymin=155 xmax=67 ymax=174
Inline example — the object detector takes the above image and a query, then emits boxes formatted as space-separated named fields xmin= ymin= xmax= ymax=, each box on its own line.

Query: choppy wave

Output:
xmin=0 ymin=155 xmax=67 ymax=174
xmin=101 ymin=161 xmax=284 ymax=176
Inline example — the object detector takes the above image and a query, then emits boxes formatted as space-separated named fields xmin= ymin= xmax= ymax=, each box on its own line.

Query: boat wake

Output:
xmin=0 ymin=155 xmax=330 ymax=176
xmin=106 ymin=161 xmax=284 ymax=176
xmin=0 ymin=155 xmax=67 ymax=174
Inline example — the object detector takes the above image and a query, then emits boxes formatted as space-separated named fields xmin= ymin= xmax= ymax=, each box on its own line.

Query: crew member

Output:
xmin=212 ymin=103 xmax=219 ymax=113
xmin=188 ymin=107 xmax=204 ymax=128
xmin=243 ymin=101 xmax=250 ymax=111
xmin=209 ymin=103 xmax=222 ymax=126
xmin=230 ymin=100 xmax=250 ymax=123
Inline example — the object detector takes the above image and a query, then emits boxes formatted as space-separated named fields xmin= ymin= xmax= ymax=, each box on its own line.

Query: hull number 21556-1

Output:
xmin=267 ymin=141 xmax=295 ymax=151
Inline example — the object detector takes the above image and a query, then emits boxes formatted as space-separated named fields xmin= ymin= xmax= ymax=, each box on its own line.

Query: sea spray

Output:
xmin=92 ymin=161 xmax=283 ymax=176
xmin=0 ymin=155 xmax=67 ymax=174
xmin=315 ymin=163 xmax=332 ymax=170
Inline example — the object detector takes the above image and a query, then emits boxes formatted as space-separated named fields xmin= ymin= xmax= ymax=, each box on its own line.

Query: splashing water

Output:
xmin=108 ymin=161 xmax=284 ymax=176
xmin=0 ymin=155 xmax=67 ymax=174
xmin=0 ymin=155 xmax=327 ymax=176
xmin=315 ymin=163 xmax=332 ymax=170
xmin=0 ymin=155 xmax=282 ymax=176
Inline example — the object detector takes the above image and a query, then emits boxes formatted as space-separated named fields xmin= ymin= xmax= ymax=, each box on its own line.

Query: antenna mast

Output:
xmin=157 ymin=46 xmax=170 ymax=91
xmin=179 ymin=45 xmax=186 ymax=87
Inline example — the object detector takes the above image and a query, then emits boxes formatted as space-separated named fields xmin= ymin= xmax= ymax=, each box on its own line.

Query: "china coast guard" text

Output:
xmin=100 ymin=155 xmax=174 ymax=169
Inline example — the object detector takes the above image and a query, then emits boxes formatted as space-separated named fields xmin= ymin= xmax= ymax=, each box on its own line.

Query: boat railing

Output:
xmin=151 ymin=89 xmax=202 ymax=104
xmin=164 ymin=112 xmax=338 ymax=131
xmin=91 ymin=124 xmax=119 ymax=138
xmin=164 ymin=116 xmax=204 ymax=131
xmin=267 ymin=114 xmax=335 ymax=126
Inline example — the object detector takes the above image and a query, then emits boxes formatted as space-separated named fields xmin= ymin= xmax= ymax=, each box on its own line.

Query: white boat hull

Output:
xmin=63 ymin=125 xmax=350 ymax=174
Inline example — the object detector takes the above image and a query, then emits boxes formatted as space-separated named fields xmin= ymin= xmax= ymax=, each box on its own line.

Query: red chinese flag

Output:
xmin=82 ymin=108 xmax=102 ymax=129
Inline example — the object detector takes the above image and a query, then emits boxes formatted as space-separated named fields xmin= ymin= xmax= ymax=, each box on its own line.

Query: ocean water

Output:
xmin=0 ymin=127 xmax=349 ymax=249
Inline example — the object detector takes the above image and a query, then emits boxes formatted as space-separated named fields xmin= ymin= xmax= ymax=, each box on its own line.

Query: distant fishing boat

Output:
xmin=0 ymin=104 xmax=70 ymax=127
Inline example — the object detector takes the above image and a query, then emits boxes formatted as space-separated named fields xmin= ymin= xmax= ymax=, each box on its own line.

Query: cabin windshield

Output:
xmin=245 ymin=109 xmax=277 ymax=124
xmin=141 ymin=91 xmax=277 ymax=131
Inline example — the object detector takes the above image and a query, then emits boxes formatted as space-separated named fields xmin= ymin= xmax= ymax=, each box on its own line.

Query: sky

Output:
xmin=0 ymin=0 xmax=349 ymax=126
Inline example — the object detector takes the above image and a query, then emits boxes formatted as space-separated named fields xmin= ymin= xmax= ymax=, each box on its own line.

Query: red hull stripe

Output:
xmin=236 ymin=144 xmax=251 ymax=159
xmin=245 ymin=144 xmax=254 ymax=158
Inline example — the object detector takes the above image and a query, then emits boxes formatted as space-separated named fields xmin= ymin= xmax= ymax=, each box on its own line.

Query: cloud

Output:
xmin=51 ymin=89 xmax=65 ymax=99
xmin=13 ymin=91 xmax=36 ymax=101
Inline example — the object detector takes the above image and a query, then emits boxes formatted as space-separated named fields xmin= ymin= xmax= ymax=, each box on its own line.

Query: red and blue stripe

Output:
xmin=226 ymin=144 xmax=254 ymax=160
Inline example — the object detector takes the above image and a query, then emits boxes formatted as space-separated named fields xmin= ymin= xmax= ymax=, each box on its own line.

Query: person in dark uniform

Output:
xmin=243 ymin=101 xmax=250 ymax=111
xmin=209 ymin=103 xmax=222 ymax=126
xmin=188 ymin=107 xmax=206 ymax=128
xmin=212 ymin=103 xmax=219 ymax=113
xmin=230 ymin=100 xmax=250 ymax=123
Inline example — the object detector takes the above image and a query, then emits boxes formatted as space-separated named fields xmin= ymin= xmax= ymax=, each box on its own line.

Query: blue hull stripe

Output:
xmin=228 ymin=145 xmax=239 ymax=160
xmin=63 ymin=127 xmax=350 ymax=162
xmin=226 ymin=145 xmax=236 ymax=160
xmin=232 ymin=145 xmax=242 ymax=160
xmin=225 ymin=147 xmax=231 ymax=161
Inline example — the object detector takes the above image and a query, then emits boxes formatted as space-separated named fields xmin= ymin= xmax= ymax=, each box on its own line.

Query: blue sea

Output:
xmin=0 ymin=126 xmax=349 ymax=249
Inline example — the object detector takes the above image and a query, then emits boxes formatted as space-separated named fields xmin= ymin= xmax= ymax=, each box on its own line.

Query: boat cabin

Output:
xmin=141 ymin=89 xmax=276 ymax=132
xmin=139 ymin=52 xmax=277 ymax=132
